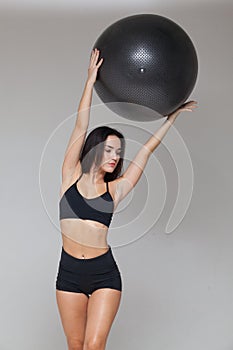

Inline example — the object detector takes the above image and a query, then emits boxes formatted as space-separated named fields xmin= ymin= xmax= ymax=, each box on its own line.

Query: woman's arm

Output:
xmin=62 ymin=48 xmax=103 ymax=181
xmin=76 ymin=48 xmax=104 ymax=129
xmin=144 ymin=100 xmax=198 ymax=153
xmin=115 ymin=100 xmax=198 ymax=202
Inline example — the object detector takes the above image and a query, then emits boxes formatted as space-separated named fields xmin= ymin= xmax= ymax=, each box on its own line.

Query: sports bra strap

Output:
xmin=75 ymin=172 xmax=83 ymax=183
xmin=76 ymin=174 xmax=109 ymax=193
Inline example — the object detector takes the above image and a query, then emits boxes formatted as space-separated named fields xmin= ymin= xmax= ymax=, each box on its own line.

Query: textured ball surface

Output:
xmin=93 ymin=14 xmax=198 ymax=121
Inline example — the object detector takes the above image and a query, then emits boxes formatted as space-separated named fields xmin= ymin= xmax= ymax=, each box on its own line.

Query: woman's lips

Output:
xmin=108 ymin=163 xmax=115 ymax=166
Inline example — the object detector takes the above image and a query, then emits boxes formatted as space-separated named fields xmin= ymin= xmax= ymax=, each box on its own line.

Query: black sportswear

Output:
xmin=59 ymin=173 xmax=114 ymax=227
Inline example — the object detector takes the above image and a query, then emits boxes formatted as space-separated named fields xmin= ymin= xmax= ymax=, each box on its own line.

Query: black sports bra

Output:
xmin=59 ymin=173 xmax=114 ymax=227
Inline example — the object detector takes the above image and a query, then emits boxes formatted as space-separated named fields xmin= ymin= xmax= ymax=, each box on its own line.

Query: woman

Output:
xmin=55 ymin=48 xmax=198 ymax=350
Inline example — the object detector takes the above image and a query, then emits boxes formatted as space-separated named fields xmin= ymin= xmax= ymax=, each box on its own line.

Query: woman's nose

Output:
xmin=111 ymin=151 xmax=117 ymax=158
xmin=113 ymin=154 xmax=117 ymax=159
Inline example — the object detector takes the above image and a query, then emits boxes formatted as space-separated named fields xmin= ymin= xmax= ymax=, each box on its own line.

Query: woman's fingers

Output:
xmin=96 ymin=57 xmax=104 ymax=68
xmin=182 ymin=101 xmax=198 ymax=110
xmin=185 ymin=100 xmax=197 ymax=106
xmin=189 ymin=101 xmax=198 ymax=107
xmin=89 ymin=49 xmax=96 ymax=63
xmin=93 ymin=50 xmax=100 ymax=65
xmin=178 ymin=100 xmax=198 ymax=113
xmin=90 ymin=49 xmax=96 ymax=61
xmin=89 ymin=48 xmax=103 ymax=70
xmin=90 ymin=48 xmax=99 ymax=66
xmin=89 ymin=50 xmax=96 ymax=66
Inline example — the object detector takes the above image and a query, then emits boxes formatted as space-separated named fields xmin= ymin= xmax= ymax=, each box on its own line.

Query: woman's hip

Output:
xmin=57 ymin=244 xmax=121 ymax=275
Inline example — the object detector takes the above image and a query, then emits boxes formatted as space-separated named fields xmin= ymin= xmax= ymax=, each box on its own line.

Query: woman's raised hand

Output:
xmin=176 ymin=100 xmax=198 ymax=113
xmin=167 ymin=100 xmax=198 ymax=120
xmin=87 ymin=48 xmax=104 ymax=85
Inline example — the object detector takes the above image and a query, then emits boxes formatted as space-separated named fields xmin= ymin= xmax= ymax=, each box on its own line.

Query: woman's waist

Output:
xmin=61 ymin=233 xmax=109 ymax=259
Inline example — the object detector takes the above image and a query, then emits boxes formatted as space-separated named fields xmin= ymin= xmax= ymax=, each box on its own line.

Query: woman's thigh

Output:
xmin=56 ymin=290 xmax=89 ymax=346
xmin=84 ymin=288 xmax=122 ymax=349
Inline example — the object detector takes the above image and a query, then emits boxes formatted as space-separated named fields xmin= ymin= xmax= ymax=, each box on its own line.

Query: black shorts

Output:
xmin=55 ymin=245 xmax=122 ymax=298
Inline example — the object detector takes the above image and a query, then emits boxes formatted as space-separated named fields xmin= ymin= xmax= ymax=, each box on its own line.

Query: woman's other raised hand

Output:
xmin=87 ymin=48 xmax=104 ymax=85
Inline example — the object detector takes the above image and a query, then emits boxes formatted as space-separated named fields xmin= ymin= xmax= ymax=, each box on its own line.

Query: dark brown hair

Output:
xmin=79 ymin=126 xmax=125 ymax=182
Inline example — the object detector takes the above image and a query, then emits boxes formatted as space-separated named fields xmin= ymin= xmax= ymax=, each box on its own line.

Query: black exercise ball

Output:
xmin=93 ymin=14 xmax=198 ymax=121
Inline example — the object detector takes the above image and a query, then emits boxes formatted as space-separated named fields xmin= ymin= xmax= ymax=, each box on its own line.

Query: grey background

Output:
xmin=1 ymin=1 xmax=233 ymax=349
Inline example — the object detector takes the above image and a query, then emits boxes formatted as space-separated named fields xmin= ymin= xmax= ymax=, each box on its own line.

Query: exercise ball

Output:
xmin=93 ymin=14 xmax=198 ymax=121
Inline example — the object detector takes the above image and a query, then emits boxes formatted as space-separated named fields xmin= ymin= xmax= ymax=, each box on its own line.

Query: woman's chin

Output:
xmin=104 ymin=166 xmax=115 ymax=172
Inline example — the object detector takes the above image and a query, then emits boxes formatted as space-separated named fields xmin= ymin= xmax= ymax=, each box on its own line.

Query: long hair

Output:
xmin=79 ymin=126 xmax=125 ymax=182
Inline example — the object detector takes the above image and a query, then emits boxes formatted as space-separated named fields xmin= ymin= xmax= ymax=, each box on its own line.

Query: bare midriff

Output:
xmin=60 ymin=218 xmax=110 ymax=259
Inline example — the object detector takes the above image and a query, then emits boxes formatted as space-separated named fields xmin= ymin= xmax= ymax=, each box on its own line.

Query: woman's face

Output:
xmin=100 ymin=135 xmax=122 ymax=172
